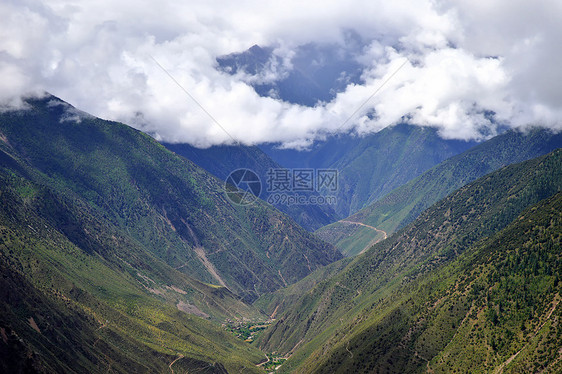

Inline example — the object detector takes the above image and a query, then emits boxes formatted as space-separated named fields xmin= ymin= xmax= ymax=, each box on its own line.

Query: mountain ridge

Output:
xmin=262 ymin=123 xmax=478 ymax=218
xmin=318 ymin=127 xmax=562 ymax=256
xmin=163 ymin=142 xmax=339 ymax=231
xmin=256 ymin=148 xmax=562 ymax=372
xmin=0 ymin=94 xmax=342 ymax=302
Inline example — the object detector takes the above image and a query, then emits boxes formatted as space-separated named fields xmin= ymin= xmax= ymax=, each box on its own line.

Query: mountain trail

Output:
xmin=278 ymin=270 xmax=289 ymax=287
xmin=269 ymin=299 xmax=285 ymax=319
xmin=302 ymin=253 xmax=313 ymax=272
xmin=257 ymin=355 xmax=270 ymax=368
xmin=345 ymin=340 xmax=353 ymax=358
xmin=340 ymin=220 xmax=388 ymax=239
xmin=495 ymin=293 xmax=560 ymax=373
xmin=168 ymin=354 xmax=184 ymax=374
xmin=340 ymin=220 xmax=388 ymax=254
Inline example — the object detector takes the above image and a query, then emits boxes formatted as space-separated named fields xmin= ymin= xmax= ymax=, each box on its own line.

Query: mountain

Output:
xmin=318 ymin=127 xmax=562 ymax=256
xmin=163 ymin=142 xmax=339 ymax=231
xmin=329 ymin=124 xmax=477 ymax=217
xmin=256 ymin=148 xmax=562 ymax=373
xmin=0 ymin=94 xmax=343 ymax=372
xmin=0 ymin=94 xmax=342 ymax=303
xmin=217 ymin=43 xmax=363 ymax=106
xmin=0 ymin=170 xmax=265 ymax=373
xmin=263 ymin=124 xmax=477 ymax=218
xmin=220 ymin=44 xmax=479 ymax=220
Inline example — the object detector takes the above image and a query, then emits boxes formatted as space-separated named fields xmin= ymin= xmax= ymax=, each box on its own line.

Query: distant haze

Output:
xmin=2 ymin=0 xmax=562 ymax=148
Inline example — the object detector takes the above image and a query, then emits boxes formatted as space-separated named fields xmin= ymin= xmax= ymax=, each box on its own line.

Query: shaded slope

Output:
xmin=163 ymin=142 xmax=339 ymax=231
xmin=264 ymin=124 xmax=476 ymax=218
xmin=318 ymin=127 xmax=562 ymax=256
xmin=257 ymin=149 xmax=562 ymax=372
xmin=331 ymin=123 xmax=477 ymax=217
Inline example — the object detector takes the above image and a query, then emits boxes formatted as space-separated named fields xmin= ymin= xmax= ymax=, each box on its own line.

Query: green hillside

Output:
xmin=263 ymin=124 xmax=476 ymax=219
xmin=318 ymin=128 xmax=562 ymax=256
xmin=0 ymin=163 xmax=265 ymax=373
xmin=0 ymin=94 xmax=342 ymax=372
xmin=257 ymin=149 xmax=562 ymax=372
xmin=0 ymin=95 xmax=341 ymax=302
xmin=296 ymin=191 xmax=562 ymax=374
xmin=331 ymin=123 xmax=476 ymax=217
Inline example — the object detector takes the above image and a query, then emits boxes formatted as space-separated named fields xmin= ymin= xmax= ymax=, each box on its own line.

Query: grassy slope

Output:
xmin=316 ymin=222 xmax=386 ymax=257
xmin=318 ymin=128 xmax=562 ymax=256
xmin=253 ymin=257 xmax=354 ymax=319
xmin=0 ymin=168 xmax=265 ymax=373
xmin=0 ymin=94 xmax=342 ymax=373
xmin=0 ymin=95 xmax=341 ymax=302
xmin=257 ymin=149 xmax=562 ymax=372
xmin=306 ymin=191 xmax=562 ymax=374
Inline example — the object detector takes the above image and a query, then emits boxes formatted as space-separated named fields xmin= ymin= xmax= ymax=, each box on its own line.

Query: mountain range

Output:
xmin=170 ymin=123 xmax=478 ymax=227
xmin=317 ymin=127 xmax=562 ymax=256
xmin=0 ymin=94 xmax=341 ymax=372
xmin=162 ymin=142 xmax=339 ymax=231
xmin=264 ymin=123 xmax=478 ymax=218
xmin=1 ymin=89 xmax=562 ymax=373
xmin=256 ymin=148 xmax=562 ymax=373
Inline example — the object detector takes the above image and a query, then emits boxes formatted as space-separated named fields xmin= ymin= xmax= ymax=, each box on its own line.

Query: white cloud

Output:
xmin=1 ymin=0 xmax=561 ymax=147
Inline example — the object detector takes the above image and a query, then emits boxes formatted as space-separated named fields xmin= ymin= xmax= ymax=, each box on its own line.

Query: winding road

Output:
xmin=168 ymin=354 xmax=184 ymax=374
xmin=340 ymin=220 xmax=388 ymax=254
xmin=340 ymin=220 xmax=388 ymax=240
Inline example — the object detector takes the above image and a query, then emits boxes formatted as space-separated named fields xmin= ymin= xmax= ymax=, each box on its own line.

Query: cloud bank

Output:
xmin=1 ymin=0 xmax=561 ymax=148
